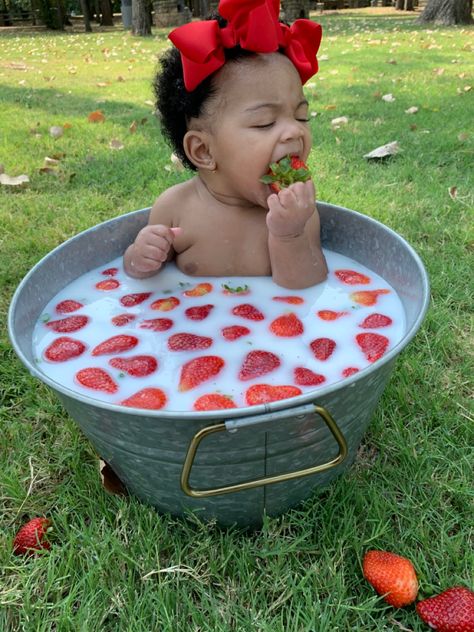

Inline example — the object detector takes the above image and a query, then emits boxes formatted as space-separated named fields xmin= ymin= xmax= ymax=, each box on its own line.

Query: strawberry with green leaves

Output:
xmin=260 ymin=155 xmax=311 ymax=194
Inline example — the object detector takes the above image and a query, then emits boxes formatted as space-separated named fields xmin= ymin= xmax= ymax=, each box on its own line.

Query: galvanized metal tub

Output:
xmin=8 ymin=203 xmax=429 ymax=528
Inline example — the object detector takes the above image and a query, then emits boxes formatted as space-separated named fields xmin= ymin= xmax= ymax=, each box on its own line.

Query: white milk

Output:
xmin=32 ymin=251 xmax=406 ymax=411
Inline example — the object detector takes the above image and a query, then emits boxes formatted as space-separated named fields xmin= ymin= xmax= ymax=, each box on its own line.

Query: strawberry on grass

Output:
xmin=363 ymin=550 xmax=419 ymax=608
xmin=260 ymin=155 xmax=311 ymax=193
xmin=416 ymin=586 xmax=474 ymax=632
xmin=13 ymin=517 xmax=51 ymax=556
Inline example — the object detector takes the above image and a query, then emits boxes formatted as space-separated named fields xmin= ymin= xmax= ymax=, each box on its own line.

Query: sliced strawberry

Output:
xmin=178 ymin=356 xmax=225 ymax=392
xmin=193 ymin=393 xmax=237 ymax=411
xmin=101 ymin=267 xmax=119 ymax=276
xmin=342 ymin=367 xmax=359 ymax=378
xmin=238 ymin=350 xmax=280 ymax=381
xmin=44 ymin=336 xmax=86 ymax=362
xmin=246 ymin=384 xmax=302 ymax=406
xmin=310 ymin=338 xmax=336 ymax=361
xmin=356 ymin=333 xmax=389 ymax=362
xmin=168 ymin=333 xmax=213 ymax=351
xmin=317 ymin=310 xmax=348 ymax=321
xmin=221 ymin=325 xmax=251 ymax=341
xmin=335 ymin=269 xmax=371 ymax=285
xmin=272 ymin=295 xmax=304 ymax=305
xmin=185 ymin=304 xmax=214 ymax=320
xmin=109 ymin=355 xmax=158 ymax=377
xmin=76 ymin=367 xmax=118 ymax=393
xmin=294 ymin=367 xmax=326 ymax=386
xmin=150 ymin=296 xmax=180 ymax=311
xmin=416 ymin=586 xmax=474 ymax=632
xmin=121 ymin=387 xmax=167 ymax=410
xmin=92 ymin=334 xmax=139 ymax=356
xmin=260 ymin=155 xmax=311 ymax=193
xmin=270 ymin=313 xmax=303 ymax=337
xmin=120 ymin=292 xmax=152 ymax=307
xmin=183 ymin=282 xmax=213 ymax=297
xmin=359 ymin=313 xmax=393 ymax=328
xmin=232 ymin=303 xmax=264 ymax=321
xmin=95 ymin=279 xmax=120 ymax=291
xmin=363 ymin=550 xmax=418 ymax=608
xmin=55 ymin=299 xmax=83 ymax=314
xmin=46 ymin=315 xmax=89 ymax=333
xmin=111 ymin=313 xmax=136 ymax=327
xmin=139 ymin=318 xmax=173 ymax=332
xmin=350 ymin=289 xmax=390 ymax=306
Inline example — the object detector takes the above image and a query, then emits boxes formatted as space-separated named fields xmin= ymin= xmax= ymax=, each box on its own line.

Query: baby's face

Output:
xmin=202 ymin=53 xmax=312 ymax=208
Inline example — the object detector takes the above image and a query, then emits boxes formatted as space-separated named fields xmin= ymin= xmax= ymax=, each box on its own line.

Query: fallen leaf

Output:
xmin=109 ymin=139 xmax=124 ymax=150
xmin=170 ymin=153 xmax=185 ymax=171
xmin=331 ymin=116 xmax=349 ymax=129
xmin=63 ymin=122 xmax=72 ymax=129
xmin=464 ymin=85 xmax=472 ymax=92
xmin=448 ymin=186 xmax=457 ymax=200
xmin=117 ymin=75 xmax=125 ymax=82
xmin=433 ymin=67 xmax=445 ymax=75
xmin=96 ymin=82 xmax=110 ymax=88
xmin=49 ymin=125 xmax=64 ymax=139
xmin=0 ymin=173 xmax=30 ymax=186
xmin=458 ymin=132 xmax=469 ymax=141
xmin=387 ymin=59 xmax=397 ymax=65
xmin=405 ymin=106 xmax=419 ymax=114
xmin=129 ymin=121 xmax=138 ymax=134
xmin=88 ymin=110 xmax=105 ymax=123
xmin=382 ymin=93 xmax=395 ymax=102
xmin=323 ymin=104 xmax=337 ymax=110
xmin=39 ymin=167 xmax=59 ymax=176
xmin=364 ymin=141 xmax=400 ymax=160
xmin=144 ymin=100 xmax=154 ymax=107
xmin=319 ymin=54 xmax=329 ymax=61
xmin=44 ymin=157 xmax=60 ymax=166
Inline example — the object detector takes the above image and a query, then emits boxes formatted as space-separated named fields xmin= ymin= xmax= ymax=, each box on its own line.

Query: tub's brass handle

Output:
xmin=180 ymin=404 xmax=348 ymax=498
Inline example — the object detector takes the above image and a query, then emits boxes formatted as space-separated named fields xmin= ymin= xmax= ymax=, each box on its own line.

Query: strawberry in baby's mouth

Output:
xmin=260 ymin=155 xmax=311 ymax=194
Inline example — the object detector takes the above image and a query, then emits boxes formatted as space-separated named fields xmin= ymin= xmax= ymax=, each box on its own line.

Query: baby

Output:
xmin=124 ymin=0 xmax=328 ymax=289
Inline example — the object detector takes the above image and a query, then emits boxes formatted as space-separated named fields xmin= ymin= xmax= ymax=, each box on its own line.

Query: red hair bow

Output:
xmin=169 ymin=0 xmax=322 ymax=92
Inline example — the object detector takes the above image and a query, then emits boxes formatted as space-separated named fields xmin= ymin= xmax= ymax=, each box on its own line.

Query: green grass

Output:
xmin=1 ymin=11 xmax=473 ymax=631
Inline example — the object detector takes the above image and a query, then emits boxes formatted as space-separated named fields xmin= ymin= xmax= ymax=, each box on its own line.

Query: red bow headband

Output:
xmin=169 ymin=0 xmax=322 ymax=92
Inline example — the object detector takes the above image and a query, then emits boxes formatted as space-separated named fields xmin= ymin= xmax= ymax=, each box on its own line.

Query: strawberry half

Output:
xmin=356 ymin=333 xmax=389 ymax=362
xmin=76 ymin=367 xmax=118 ymax=393
xmin=95 ymin=279 xmax=120 ymax=291
xmin=310 ymin=337 xmax=336 ymax=361
xmin=121 ymin=387 xmax=167 ymax=410
xmin=139 ymin=318 xmax=173 ymax=332
xmin=416 ymin=586 xmax=474 ymax=632
xmin=46 ymin=315 xmax=89 ymax=333
xmin=350 ymin=289 xmax=390 ymax=306
xmin=342 ymin=367 xmax=359 ymax=378
xmin=359 ymin=313 xmax=393 ymax=329
xmin=238 ymin=350 xmax=281 ymax=381
xmin=193 ymin=393 xmax=237 ymax=411
xmin=335 ymin=269 xmax=371 ymax=285
xmin=232 ymin=303 xmax=264 ymax=321
xmin=185 ymin=304 xmax=214 ymax=321
xmin=109 ymin=355 xmax=158 ymax=377
xmin=260 ymin=155 xmax=311 ymax=193
xmin=317 ymin=310 xmax=348 ymax=321
xmin=55 ymin=299 xmax=83 ymax=314
xmin=111 ymin=313 xmax=136 ymax=327
xmin=92 ymin=334 xmax=138 ymax=356
xmin=270 ymin=313 xmax=304 ymax=337
xmin=101 ymin=267 xmax=119 ymax=276
xmin=363 ymin=550 xmax=419 ymax=608
xmin=183 ymin=282 xmax=213 ymax=297
xmin=178 ymin=356 xmax=225 ymax=392
xmin=13 ymin=517 xmax=51 ymax=556
xmin=120 ymin=292 xmax=152 ymax=307
xmin=246 ymin=384 xmax=302 ymax=406
xmin=221 ymin=325 xmax=251 ymax=341
xmin=272 ymin=295 xmax=304 ymax=305
xmin=168 ymin=333 xmax=213 ymax=351
xmin=150 ymin=296 xmax=180 ymax=311
xmin=294 ymin=367 xmax=326 ymax=386
xmin=44 ymin=336 xmax=86 ymax=362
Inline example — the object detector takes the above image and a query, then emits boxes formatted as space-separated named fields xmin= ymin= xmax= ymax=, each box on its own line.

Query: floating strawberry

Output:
xmin=350 ymin=289 xmax=390 ymax=306
xmin=359 ymin=313 xmax=393 ymax=329
xmin=246 ymin=384 xmax=302 ymax=405
xmin=46 ymin=315 xmax=89 ymax=333
xmin=121 ymin=387 xmax=167 ymax=410
xmin=270 ymin=313 xmax=304 ymax=337
xmin=416 ymin=586 xmax=474 ymax=632
xmin=317 ymin=310 xmax=348 ymax=321
xmin=91 ymin=334 xmax=138 ymax=356
xmin=222 ymin=283 xmax=250 ymax=296
xmin=221 ymin=325 xmax=251 ymax=341
xmin=335 ymin=269 xmax=371 ymax=285
xmin=260 ymin=155 xmax=311 ymax=193
xmin=356 ymin=333 xmax=389 ymax=362
xmin=342 ymin=367 xmax=359 ymax=378
xmin=13 ymin=517 xmax=51 ymax=556
xmin=178 ymin=356 xmax=225 ymax=391
xmin=310 ymin=337 xmax=336 ymax=361
xmin=109 ymin=355 xmax=158 ymax=377
xmin=95 ymin=279 xmax=120 ymax=291
xmin=76 ymin=367 xmax=118 ymax=393
xmin=294 ymin=367 xmax=326 ymax=386
xmin=101 ymin=267 xmax=119 ymax=276
xmin=139 ymin=318 xmax=173 ymax=332
xmin=120 ymin=292 xmax=152 ymax=307
xmin=183 ymin=282 xmax=213 ymax=296
xmin=232 ymin=303 xmax=265 ymax=321
xmin=150 ymin=296 xmax=180 ymax=311
xmin=185 ymin=304 xmax=214 ymax=320
xmin=272 ymin=295 xmax=304 ymax=305
xmin=362 ymin=550 xmax=419 ymax=608
xmin=111 ymin=313 xmax=136 ymax=327
xmin=55 ymin=299 xmax=83 ymax=314
xmin=238 ymin=350 xmax=281 ymax=381
xmin=44 ymin=336 xmax=86 ymax=362
xmin=168 ymin=333 xmax=213 ymax=351
xmin=193 ymin=393 xmax=237 ymax=411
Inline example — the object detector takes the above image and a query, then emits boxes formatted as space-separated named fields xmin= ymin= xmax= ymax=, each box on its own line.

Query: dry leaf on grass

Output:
xmin=109 ymin=139 xmax=124 ymax=150
xmin=448 ymin=186 xmax=458 ymax=200
xmin=88 ymin=110 xmax=105 ymax=123
xmin=382 ymin=93 xmax=396 ymax=102
xmin=364 ymin=141 xmax=400 ymax=160
xmin=331 ymin=116 xmax=349 ymax=129
xmin=405 ymin=106 xmax=419 ymax=114
xmin=49 ymin=125 xmax=64 ymax=139
xmin=129 ymin=121 xmax=138 ymax=134
xmin=0 ymin=173 xmax=30 ymax=186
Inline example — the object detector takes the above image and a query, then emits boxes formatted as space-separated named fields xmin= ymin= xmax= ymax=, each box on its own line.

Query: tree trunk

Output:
xmin=80 ymin=0 xmax=92 ymax=30
xmin=395 ymin=0 xmax=404 ymax=8
xmin=132 ymin=0 xmax=151 ymax=34
xmin=100 ymin=0 xmax=114 ymax=24
xmin=418 ymin=0 xmax=473 ymax=24
xmin=406 ymin=0 xmax=415 ymax=9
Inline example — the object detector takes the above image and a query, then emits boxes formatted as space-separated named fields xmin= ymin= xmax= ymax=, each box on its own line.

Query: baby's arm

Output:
xmin=266 ymin=179 xmax=328 ymax=289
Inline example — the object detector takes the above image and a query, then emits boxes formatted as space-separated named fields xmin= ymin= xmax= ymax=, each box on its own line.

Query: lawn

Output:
xmin=1 ymin=10 xmax=473 ymax=631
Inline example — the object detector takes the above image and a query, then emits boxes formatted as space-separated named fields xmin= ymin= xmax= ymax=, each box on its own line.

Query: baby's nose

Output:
xmin=280 ymin=120 xmax=304 ymax=142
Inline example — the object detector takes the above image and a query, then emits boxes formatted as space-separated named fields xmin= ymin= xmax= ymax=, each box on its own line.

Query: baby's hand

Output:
xmin=127 ymin=225 xmax=181 ymax=276
xmin=266 ymin=179 xmax=316 ymax=239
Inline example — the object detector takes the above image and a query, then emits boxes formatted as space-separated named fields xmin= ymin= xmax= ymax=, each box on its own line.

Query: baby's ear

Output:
xmin=183 ymin=130 xmax=216 ymax=171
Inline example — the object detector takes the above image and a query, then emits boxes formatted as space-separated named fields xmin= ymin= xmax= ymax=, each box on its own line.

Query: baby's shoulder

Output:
xmin=149 ymin=177 xmax=197 ymax=223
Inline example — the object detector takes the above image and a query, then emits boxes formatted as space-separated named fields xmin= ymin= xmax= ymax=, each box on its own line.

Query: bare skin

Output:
xmin=124 ymin=53 xmax=328 ymax=289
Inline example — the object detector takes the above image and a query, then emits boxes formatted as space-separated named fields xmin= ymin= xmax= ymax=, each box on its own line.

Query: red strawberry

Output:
xmin=111 ymin=313 xmax=136 ymax=327
xmin=193 ymin=393 xmax=237 ymax=411
xmin=121 ymin=387 xmax=167 ymax=410
xmin=76 ymin=367 xmax=118 ymax=393
xmin=363 ymin=550 xmax=418 ymax=608
xmin=139 ymin=318 xmax=173 ymax=332
xmin=246 ymin=384 xmax=302 ymax=405
xmin=310 ymin=337 xmax=336 ymax=361
xmin=168 ymin=333 xmax=213 ymax=351
xmin=150 ymin=296 xmax=180 ymax=311
xmin=178 ymin=356 xmax=225 ymax=392
xmin=359 ymin=313 xmax=393 ymax=329
xmin=335 ymin=269 xmax=371 ymax=285
xmin=232 ymin=303 xmax=265 ymax=321
xmin=222 ymin=283 xmax=250 ymax=296
xmin=416 ymin=586 xmax=474 ymax=632
xmin=270 ymin=313 xmax=304 ymax=337
xmin=44 ymin=336 xmax=86 ymax=362
xmin=185 ymin=304 xmax=214 ymax=320
xmin=101 ymin=267 xmax=119 ymax=276
xmin=317 ymin=310 xmax=348 ymax=321
xmin=238 ymin=350 xmax=281 ymax=381
xmin=46 ymin=315 xmax=89 ymax=333
xmin=342 ymin=367 xmax=359 ymax=378
xmin=55 ymin=299 xmax=83 ymax=314
xmin=294 ymin=367 xmax=326 ymax=386
xmin=260 ymin=155 xmax=311 ymax=193
xmin=95 ymin=279 xmax=120 ymax=291
xmin=109 ymin=355 xmax=158 ymax=377
xmin=13 ymin=517 xmax=51 ymax=556
xmin=350 ymin=289 xmax=390 ymax=306
xmin=221 ymin=325 xmax=251 ymax=341
xmin=356 ymin=333 xmax=389 ymax=362
xmin=120 ymin=292 xmax=152 ymax=307
xmin=272 ymin=295 xmax=304 ymax=305
xmin=92 ymin=334 xmax=138 ymax=356
xmin=183 ymin=282 xmax=213 ymax=297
